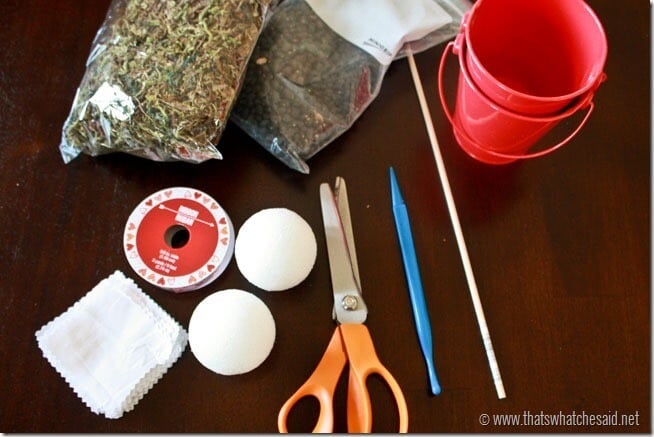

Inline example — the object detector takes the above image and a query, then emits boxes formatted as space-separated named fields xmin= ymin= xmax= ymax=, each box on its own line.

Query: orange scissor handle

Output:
xmin=339 ymin=324 xmax=409 ymax=433
xmin=278 ymin=329 xmax=347 ymax=433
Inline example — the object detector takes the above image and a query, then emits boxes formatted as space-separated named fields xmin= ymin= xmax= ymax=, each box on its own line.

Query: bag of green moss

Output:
xmin=60 ymin=0 xmax=274 ymax=163
xmin=231 ymin=0 xmax=470 ymax=173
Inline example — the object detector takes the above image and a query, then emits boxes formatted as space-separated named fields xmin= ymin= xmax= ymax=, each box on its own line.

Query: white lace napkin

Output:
xmin=35 ymin=270 xmax=187 ymax=419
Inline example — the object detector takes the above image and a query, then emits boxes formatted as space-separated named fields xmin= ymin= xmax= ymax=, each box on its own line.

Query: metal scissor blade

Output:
xmin=320 ymin=182 xmax=367 ymax=325
xmin=334 ymin=177 xmax=361 ymax=291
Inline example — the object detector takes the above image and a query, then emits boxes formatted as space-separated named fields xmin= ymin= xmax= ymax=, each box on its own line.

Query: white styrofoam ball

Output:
xmin=235 ymin=208 xmax=317 ymax=291
xmin=188 ymin=289 xmax=275 ymax=376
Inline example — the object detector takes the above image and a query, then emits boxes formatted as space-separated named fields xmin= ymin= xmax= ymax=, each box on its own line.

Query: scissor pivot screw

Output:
xmin=342 ymin=295 xmax=358 ymax=311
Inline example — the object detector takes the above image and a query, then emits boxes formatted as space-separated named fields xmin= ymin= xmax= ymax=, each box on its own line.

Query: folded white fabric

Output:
xmin=36 ymin=270 xmax=187 ymax=419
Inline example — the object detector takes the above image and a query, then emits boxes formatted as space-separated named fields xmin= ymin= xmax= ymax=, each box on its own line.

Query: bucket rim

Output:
xmin=438 ymin=41 xmax=597 ymax=164
xmin=457 ymin=39 xmax=596 ymax=122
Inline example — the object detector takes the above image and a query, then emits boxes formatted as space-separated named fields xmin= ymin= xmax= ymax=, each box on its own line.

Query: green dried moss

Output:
xmin=61 ymin=0 xmax=270 ymax=163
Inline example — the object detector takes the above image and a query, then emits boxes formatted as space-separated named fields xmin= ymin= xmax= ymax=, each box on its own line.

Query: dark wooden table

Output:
xmin=0 ymin=0 xmax=649 ymax=433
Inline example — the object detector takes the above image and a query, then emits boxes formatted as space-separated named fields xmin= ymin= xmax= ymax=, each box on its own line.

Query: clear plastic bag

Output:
xmin=60 ymin=0 xmax=273 ymax=164
xmin=231 ymin=0 xmax=470 ymax=173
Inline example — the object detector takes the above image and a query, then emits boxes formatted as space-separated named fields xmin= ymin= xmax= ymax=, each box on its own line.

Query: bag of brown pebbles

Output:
xmin=60 ymin=0 xmax=273 ymax=163
xmin=231 ymin=0 xmax=470 ymax=173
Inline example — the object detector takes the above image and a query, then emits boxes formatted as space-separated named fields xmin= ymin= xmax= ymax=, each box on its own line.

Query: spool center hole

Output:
xmin=164 ymin=224 xmax=190 ymax=249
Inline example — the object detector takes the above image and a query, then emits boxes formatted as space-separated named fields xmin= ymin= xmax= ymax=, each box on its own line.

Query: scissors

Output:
xmin=278 ymin=177 xmax=409 ymax=433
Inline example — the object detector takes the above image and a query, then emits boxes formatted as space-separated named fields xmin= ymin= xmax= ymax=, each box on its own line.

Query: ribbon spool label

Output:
xmin=124 ymin=187 xmax=234 ymax=292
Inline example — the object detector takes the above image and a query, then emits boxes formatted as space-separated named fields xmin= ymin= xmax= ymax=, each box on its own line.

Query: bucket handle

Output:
xmin=438 ymin=41 xmax=595 ymax=161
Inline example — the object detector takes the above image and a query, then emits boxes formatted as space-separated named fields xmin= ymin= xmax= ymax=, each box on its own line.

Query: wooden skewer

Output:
xmin=406 ymin=49 xmax=506 ymax=400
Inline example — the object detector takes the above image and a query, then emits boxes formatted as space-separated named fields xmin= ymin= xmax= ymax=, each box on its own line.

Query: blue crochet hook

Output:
xmin=390 ymin=167 xmax=441 ymax=395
